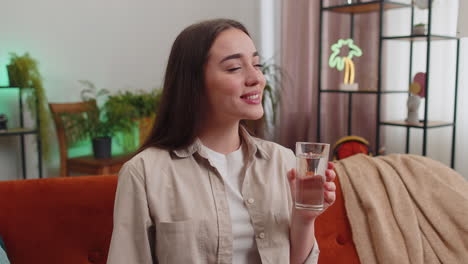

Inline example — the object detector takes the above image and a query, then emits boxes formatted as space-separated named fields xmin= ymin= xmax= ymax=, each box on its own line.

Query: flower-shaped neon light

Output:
xmin=329 ymin=39 xmax=363 ymax=84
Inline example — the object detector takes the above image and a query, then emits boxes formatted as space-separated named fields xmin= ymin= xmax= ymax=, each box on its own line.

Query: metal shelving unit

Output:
xmin=317 ymin=0 xmax=460 ymax=168
xmin=0 ymin=86 xmax=43 ymax=179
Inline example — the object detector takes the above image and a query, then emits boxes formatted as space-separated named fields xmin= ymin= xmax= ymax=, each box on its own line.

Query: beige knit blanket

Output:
xmin=334 ymin=154 xmax=468 ymax=264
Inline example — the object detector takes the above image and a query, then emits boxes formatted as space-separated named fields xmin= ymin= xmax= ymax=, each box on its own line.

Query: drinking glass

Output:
xmin=295 ymin=142 xmax=330 ymax=211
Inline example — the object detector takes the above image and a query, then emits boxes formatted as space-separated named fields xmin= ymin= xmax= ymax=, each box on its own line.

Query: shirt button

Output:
xmin=247 ymin=198 xmax=255 ymax=204
xmin=258 ymin=232 xmax=265 ymax=239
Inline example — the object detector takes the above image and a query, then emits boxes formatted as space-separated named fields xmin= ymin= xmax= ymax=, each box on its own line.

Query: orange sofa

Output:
xmin=0 ymin=175 xmax=360 ymax=264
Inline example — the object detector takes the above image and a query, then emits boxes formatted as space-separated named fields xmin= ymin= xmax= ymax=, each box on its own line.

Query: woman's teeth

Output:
xmin=244 ymin=94 xmax=259 ymax=100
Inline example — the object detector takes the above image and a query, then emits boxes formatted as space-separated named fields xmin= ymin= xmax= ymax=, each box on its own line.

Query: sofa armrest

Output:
xmin=315 ymin=174 xmax=360 ymax=264
xmin=0 ymin=175 xmax=117 ymax=264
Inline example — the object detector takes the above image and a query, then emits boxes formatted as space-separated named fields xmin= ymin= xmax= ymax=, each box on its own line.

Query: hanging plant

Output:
xmin=7 ymin=52 xmax=51 ymax=161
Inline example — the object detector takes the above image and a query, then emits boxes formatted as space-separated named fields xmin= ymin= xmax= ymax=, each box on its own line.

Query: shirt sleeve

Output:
xmin=303 ymin=238 xmax=320 ymax=264
xmin=107 ymin=163 xmax=156 ymax=264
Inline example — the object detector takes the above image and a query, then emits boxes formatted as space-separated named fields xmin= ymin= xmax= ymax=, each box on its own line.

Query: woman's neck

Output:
xmin=198 ymin=120 xmax=241 ymax=154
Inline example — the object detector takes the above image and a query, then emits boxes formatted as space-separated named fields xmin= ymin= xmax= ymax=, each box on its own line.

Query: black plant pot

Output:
xmin=6 ymin=64 xmax=19 ymax=87
xmin=0 ymin=114 xmax=7 ymax=131
xmin=92 ymin=137 xmax=112 ymax=159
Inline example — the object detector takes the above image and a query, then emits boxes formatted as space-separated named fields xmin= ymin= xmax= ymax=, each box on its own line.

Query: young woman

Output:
xmin=107 ymin=19 xmax=336 ymax=264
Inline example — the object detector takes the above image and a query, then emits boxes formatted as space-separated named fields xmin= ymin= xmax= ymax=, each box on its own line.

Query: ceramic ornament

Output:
xmin=406 ymin=72 xmax=426 ymax=124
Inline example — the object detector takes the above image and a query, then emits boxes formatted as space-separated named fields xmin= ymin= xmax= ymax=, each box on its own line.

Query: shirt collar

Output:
xmin=172 ymin=125 xmax=270 ymax=160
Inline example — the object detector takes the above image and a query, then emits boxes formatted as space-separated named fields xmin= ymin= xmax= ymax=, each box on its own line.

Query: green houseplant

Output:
xmin=64 ymin=80 xmax=118 ymax=159
xmin=7 ymin=52 xmax=51 ymax=161
xmin=104 ymin=88 xmax=162 ymax=151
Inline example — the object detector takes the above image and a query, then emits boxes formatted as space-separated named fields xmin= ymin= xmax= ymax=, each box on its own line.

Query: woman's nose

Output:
xmin=245 ymin=66 xmax=262 ymax=87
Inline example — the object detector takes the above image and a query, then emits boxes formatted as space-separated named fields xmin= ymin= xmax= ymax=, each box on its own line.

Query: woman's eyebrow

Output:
xmin=220 ymin=51 xmax=259 ymax=63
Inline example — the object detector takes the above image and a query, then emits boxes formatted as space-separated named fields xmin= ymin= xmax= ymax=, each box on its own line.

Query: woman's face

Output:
xmin=203 ymin=28 xmax=266 ymax=125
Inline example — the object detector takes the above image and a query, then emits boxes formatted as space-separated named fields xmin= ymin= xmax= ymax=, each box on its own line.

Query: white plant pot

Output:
xmin=413 ymin=25 xmax=426 ymax=35
xmin=413 ymin=0 xmax=434 ymax=9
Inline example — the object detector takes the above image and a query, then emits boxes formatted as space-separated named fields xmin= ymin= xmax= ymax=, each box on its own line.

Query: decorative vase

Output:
xmin=406 ymin=95 xmax=421 ymax=124
xmin=92 ymin=136 xmax=112 ymax=159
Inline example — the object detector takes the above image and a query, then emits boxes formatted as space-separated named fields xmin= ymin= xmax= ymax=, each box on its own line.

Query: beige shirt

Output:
xmin=107 ymin=127 xmax=319 ymax=264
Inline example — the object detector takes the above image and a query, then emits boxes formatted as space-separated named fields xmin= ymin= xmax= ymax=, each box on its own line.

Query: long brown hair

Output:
xmin=138 ymin=19 xmax=250 ymax=152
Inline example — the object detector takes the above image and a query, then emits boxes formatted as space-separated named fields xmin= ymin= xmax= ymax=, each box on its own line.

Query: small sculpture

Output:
xmin=407 ymin=72 xmax=426 ymax=124
xmin=329 ymin=39 xmax=363 ymax=90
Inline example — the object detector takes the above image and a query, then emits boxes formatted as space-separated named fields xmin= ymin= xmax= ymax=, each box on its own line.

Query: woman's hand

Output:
xmin=287 ymin=162 xmax=337 ymax=222
xmin=288 ymin=162 xmax=337 ymax=263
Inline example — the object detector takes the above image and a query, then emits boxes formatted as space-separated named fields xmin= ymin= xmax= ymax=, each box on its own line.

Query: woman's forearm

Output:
xmin=290 ymin=212 xmax=316 ymax=264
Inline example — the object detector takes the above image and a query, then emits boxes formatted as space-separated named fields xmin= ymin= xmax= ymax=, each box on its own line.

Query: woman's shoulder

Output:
xmin=120 ymin=147 xmax=173 ymax=176
xmin=249 ymin=137 xmax=296 ymax=170
xmin=251 ymin=137 xmax=295 ymax=159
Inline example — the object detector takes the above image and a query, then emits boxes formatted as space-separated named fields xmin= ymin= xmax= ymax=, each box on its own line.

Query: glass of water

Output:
xmin=295 ymin=142 xmax=330 ymax=211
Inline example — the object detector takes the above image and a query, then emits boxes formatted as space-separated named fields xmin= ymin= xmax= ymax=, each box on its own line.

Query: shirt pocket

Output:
xmin=155 ymin=219 xmax=207 ymax=263
xmin=272 ymin=211 xmax=291 ymax=247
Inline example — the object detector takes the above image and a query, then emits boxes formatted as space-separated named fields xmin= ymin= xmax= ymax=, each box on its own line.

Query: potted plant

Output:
xmin=64 ymin=80 xmax=118 ymax=159
xmin=7 ymin=52 xmax=51 ymax=161
xmin=413 ymin=23 xmax=427 ymax=35
xmin=104 ymin=88 xmax=162 ymax=150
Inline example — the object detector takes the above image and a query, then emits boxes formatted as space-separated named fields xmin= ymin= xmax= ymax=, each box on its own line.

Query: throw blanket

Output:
xmin=334 ymin=154 xmax=468 ymax=264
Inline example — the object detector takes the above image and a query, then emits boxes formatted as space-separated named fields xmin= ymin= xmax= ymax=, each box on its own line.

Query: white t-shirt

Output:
xmin=201 ymin=144 xmax=262 ymax=264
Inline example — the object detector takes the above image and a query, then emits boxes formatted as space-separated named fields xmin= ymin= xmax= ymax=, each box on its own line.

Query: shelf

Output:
xmin=0 ymin=86 xmax=25 ymax=89
xmin=320 ymin=89 xmax=408 ymax=94
xmin=382 ymin=34 xmax=458 ymax=41
xmin=322 ymin=1 xmax=410 ymax=14
xmin=380 ymin=120 xmax=453 ymax=128
xmin=0 ymin=128 xmax=38 ymax=136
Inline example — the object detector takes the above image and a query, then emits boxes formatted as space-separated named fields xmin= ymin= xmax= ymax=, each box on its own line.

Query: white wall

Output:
xmin=0 ymin=0 xmax=261 ymax=180
xmin=382 ymin=0 xmax=467 ymax=178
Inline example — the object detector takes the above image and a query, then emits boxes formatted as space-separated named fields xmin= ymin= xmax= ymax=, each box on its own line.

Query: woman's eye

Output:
xmin=254 ymin=63 xmax=264 ymax=69
xmin=227 ymin=67 xmax=241 ymax=72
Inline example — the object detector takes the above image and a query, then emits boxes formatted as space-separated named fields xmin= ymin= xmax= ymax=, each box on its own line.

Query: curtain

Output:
xmin=279 ymin=0 xmax=381 ymax=153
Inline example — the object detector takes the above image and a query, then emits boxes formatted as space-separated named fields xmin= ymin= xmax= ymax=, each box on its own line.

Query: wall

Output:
xmin=0 ymin=0 xmax=261 ymax=180
xmin=382 ymin=0 xmax=467 ymax=178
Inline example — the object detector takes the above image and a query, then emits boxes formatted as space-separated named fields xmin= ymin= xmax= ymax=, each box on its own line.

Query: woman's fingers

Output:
xmin=324 ymin=190 xmax=336 ymax=205
xmin=324 ymin=181 xmax=336 ymax=192
xmin=324 ymin=168 xmax=336 ymax=205
xmin=325 ymin=168 xmax=336 ymax=182
xmin=287 ymin=169 xmax=296 ymax=199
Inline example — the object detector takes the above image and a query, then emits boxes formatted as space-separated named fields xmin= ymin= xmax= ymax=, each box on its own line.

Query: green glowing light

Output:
xmin=0 ymin=89 xmax=20 ymax=126
xmin=328 ymin=39 xmax=363 ymax=71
